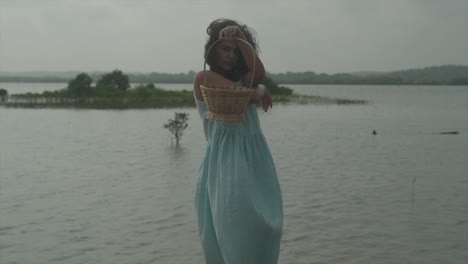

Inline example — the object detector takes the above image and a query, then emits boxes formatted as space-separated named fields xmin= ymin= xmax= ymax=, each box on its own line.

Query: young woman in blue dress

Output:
xmin=193 ymin=18 xmax=283 ymax=264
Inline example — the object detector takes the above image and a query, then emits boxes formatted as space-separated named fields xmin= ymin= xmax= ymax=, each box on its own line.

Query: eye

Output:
xmin=221 ymin=45 xmax=231 ymax=52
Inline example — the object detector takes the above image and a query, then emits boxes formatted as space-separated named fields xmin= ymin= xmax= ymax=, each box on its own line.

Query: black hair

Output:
xmin=204 ymin=18 xmax=258 ymax=82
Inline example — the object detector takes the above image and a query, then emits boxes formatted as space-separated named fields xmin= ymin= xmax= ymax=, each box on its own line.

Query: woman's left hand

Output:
xmin=262 ymin=89 xmax=273 ymax=112
xmin=219 ymin=26 xmax=246 ymax=40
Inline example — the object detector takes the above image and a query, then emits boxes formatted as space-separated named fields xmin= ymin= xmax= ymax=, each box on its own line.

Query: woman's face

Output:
xmin=215 ymin=40 xmax=240 ymax=72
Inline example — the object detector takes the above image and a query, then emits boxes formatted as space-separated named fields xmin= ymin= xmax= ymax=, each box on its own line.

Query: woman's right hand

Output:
xmin=262 ymin=89 xmax=273 ymax=112
xmin=250 ymin=87 xmax=272 ymax=112
xmin=219 ymin=26 xmax=246 ymax=40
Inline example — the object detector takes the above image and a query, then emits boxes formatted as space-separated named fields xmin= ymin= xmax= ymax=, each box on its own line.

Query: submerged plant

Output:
xmin=163 ymin=112 xmax=189 ymax=145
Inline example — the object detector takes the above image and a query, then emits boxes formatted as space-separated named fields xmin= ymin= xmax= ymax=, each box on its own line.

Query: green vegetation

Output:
xmin=0 ymin=88 xmax=7 ymax=102
xmin=164 ymin=112 xmax=189 ymax=145
xmin=96 ymin=70 xmax=130 ymax=91
xmin=261 ymin=76 xmax=365 ymax=104
xmin=3 ymin=70 xmax=195 ymax=109
xmin=0 ymin=69 xmax=367 ymax=109
xmin=272 ymin=94 xmax=366 ymax=105
xmin=0 ymin=71 xmax=197 ymax=84
xmin=261 ymin=76 xmax=293 ymax=96
xmin=68 ymin=73 xmax=93 ymax=96
xmin=450 ymin=78 xmax=468 ymax=85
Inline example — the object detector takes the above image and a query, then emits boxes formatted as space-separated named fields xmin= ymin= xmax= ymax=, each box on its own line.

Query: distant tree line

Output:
xmin=1 ymin=65 xmax=466 ymax=85
xmin=0 ymin=76 xmax=70 ymax=83
xmin=267 ymin=65 xmax=468 ymax=85
xmin=130 ymin=71 xmax=197 ymax=83
xmin=0 ymin=71 xmax=198 ymax=84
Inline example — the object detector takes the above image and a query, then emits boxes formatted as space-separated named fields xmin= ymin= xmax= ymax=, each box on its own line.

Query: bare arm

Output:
xmin=218 ymin=26 xmax=272 ymax=111
xmin=219 ymin=26 xmax=265 ymax=87
xmin=238 ymin=43 xmax=265 ymax=87
xmin=193 ymin=70 xmax=257 ymax=102
xmin=194 ymin=70 xmax=272 ymax=112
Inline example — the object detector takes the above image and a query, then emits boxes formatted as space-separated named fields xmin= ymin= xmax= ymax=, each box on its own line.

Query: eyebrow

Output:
xmin=220 ymin=44 xmax=240 ymax=52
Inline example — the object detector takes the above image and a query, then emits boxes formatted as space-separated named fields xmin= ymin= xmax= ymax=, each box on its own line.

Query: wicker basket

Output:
xmin=200 ymin=38 xmax=256 ymax=122
xmin=200 ymin=84 xmax=253 ymax=122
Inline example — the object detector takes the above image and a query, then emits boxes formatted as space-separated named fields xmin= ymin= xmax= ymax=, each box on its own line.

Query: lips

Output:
xmin=223 ymin=61 xmax=234 ymax=68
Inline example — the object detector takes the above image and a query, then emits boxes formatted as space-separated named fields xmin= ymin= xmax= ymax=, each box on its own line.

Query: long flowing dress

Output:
xmin=194 ymin=92 xmax=283 ymax=264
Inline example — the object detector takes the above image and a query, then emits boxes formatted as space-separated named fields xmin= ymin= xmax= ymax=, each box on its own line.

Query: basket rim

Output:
xmin=200 ymin=84 xmax=252 ymax=90
xmin=200 ymin=86 xmax=253 ymax=96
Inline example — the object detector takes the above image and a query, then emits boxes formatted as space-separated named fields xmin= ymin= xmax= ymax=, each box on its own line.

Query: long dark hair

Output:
xmin=204 ymin=18 xmax=258 ymax=82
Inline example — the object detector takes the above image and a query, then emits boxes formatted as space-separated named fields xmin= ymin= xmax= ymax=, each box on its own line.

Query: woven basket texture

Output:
xmin=200 ymin=84 xmax=252 ymax=122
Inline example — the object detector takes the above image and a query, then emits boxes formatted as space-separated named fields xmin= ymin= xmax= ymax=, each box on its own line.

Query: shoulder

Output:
xmin=193 ymin=71 xmax=212 ymax=88
xmin=194 ymin=70 xmax=226 ymax=101
xmin=193 ymin=71 xmax=204 ymax=101
xmin=194 ymin=70 xmax=225 ymax=83
xmin=193 ymin=71 xmax=208 ymax=91
xmin=193 ymin=70 xmax=211 ymax=86
xmin=194 ymin=70 xmax=205 ymax=83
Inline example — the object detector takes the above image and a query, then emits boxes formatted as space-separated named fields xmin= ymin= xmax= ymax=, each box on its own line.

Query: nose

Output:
xmin=227 ymin=49 xmax=236 ymax=59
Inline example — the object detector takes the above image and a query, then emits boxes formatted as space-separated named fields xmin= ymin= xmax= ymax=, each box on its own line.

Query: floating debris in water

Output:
xmin=436 ymin=131 xmax=459 ymax=135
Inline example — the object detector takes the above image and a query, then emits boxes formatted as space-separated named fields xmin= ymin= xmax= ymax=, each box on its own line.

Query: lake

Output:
xmin=1 ymin=83 xmax=467 ymax=264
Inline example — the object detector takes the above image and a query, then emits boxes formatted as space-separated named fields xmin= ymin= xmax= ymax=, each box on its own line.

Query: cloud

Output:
xmin=0 ymin=0 xmax=467 ymax=73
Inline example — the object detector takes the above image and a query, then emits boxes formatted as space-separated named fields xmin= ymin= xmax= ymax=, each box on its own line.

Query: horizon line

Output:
xmin=0 ymin=64 xmax=467 ymax=76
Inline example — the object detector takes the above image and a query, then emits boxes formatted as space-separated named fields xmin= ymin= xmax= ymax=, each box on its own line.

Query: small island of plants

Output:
xmin=0 ymin=69 xmax=366 ymax=109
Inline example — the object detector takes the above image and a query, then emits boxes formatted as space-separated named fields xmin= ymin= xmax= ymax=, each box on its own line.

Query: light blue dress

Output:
xmin=194 ymin=92 xmax=283 ymax=264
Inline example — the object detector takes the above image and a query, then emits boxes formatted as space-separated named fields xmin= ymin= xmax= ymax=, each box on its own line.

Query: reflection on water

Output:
xmin=1 ymin=84 xmax=468 ymax=264
xmin=166 ymin=144 xmax=187 ymax=155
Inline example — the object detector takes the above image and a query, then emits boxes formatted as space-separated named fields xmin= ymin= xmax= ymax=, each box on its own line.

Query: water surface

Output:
xmin=1 ymin=84 xmax=467 ymax=264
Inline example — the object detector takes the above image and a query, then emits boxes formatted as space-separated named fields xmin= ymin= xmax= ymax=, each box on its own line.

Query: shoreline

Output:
xmin=0 ymin=95 xmax=367 ymax=109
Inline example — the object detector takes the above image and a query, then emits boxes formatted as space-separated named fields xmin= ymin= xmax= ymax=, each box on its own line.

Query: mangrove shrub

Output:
xmin=96 ymin=69 xmax=130 ymax=91
xmin=67 ymin=73 xmax=93 ymax=96
xmin=164 ymin=112 xmax=189 ymax=145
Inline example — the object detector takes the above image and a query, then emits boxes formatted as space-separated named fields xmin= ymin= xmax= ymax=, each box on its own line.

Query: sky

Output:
xmin=0 ymin=0 xmax=467 ymax=74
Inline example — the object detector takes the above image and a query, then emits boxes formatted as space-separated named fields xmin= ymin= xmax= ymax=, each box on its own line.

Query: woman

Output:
xmin=193 ymin=18 xmax=283 ymax=264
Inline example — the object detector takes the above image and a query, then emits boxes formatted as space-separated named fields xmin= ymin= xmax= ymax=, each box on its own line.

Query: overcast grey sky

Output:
xmin=1 ymin=0 xmax=467 ymax=74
